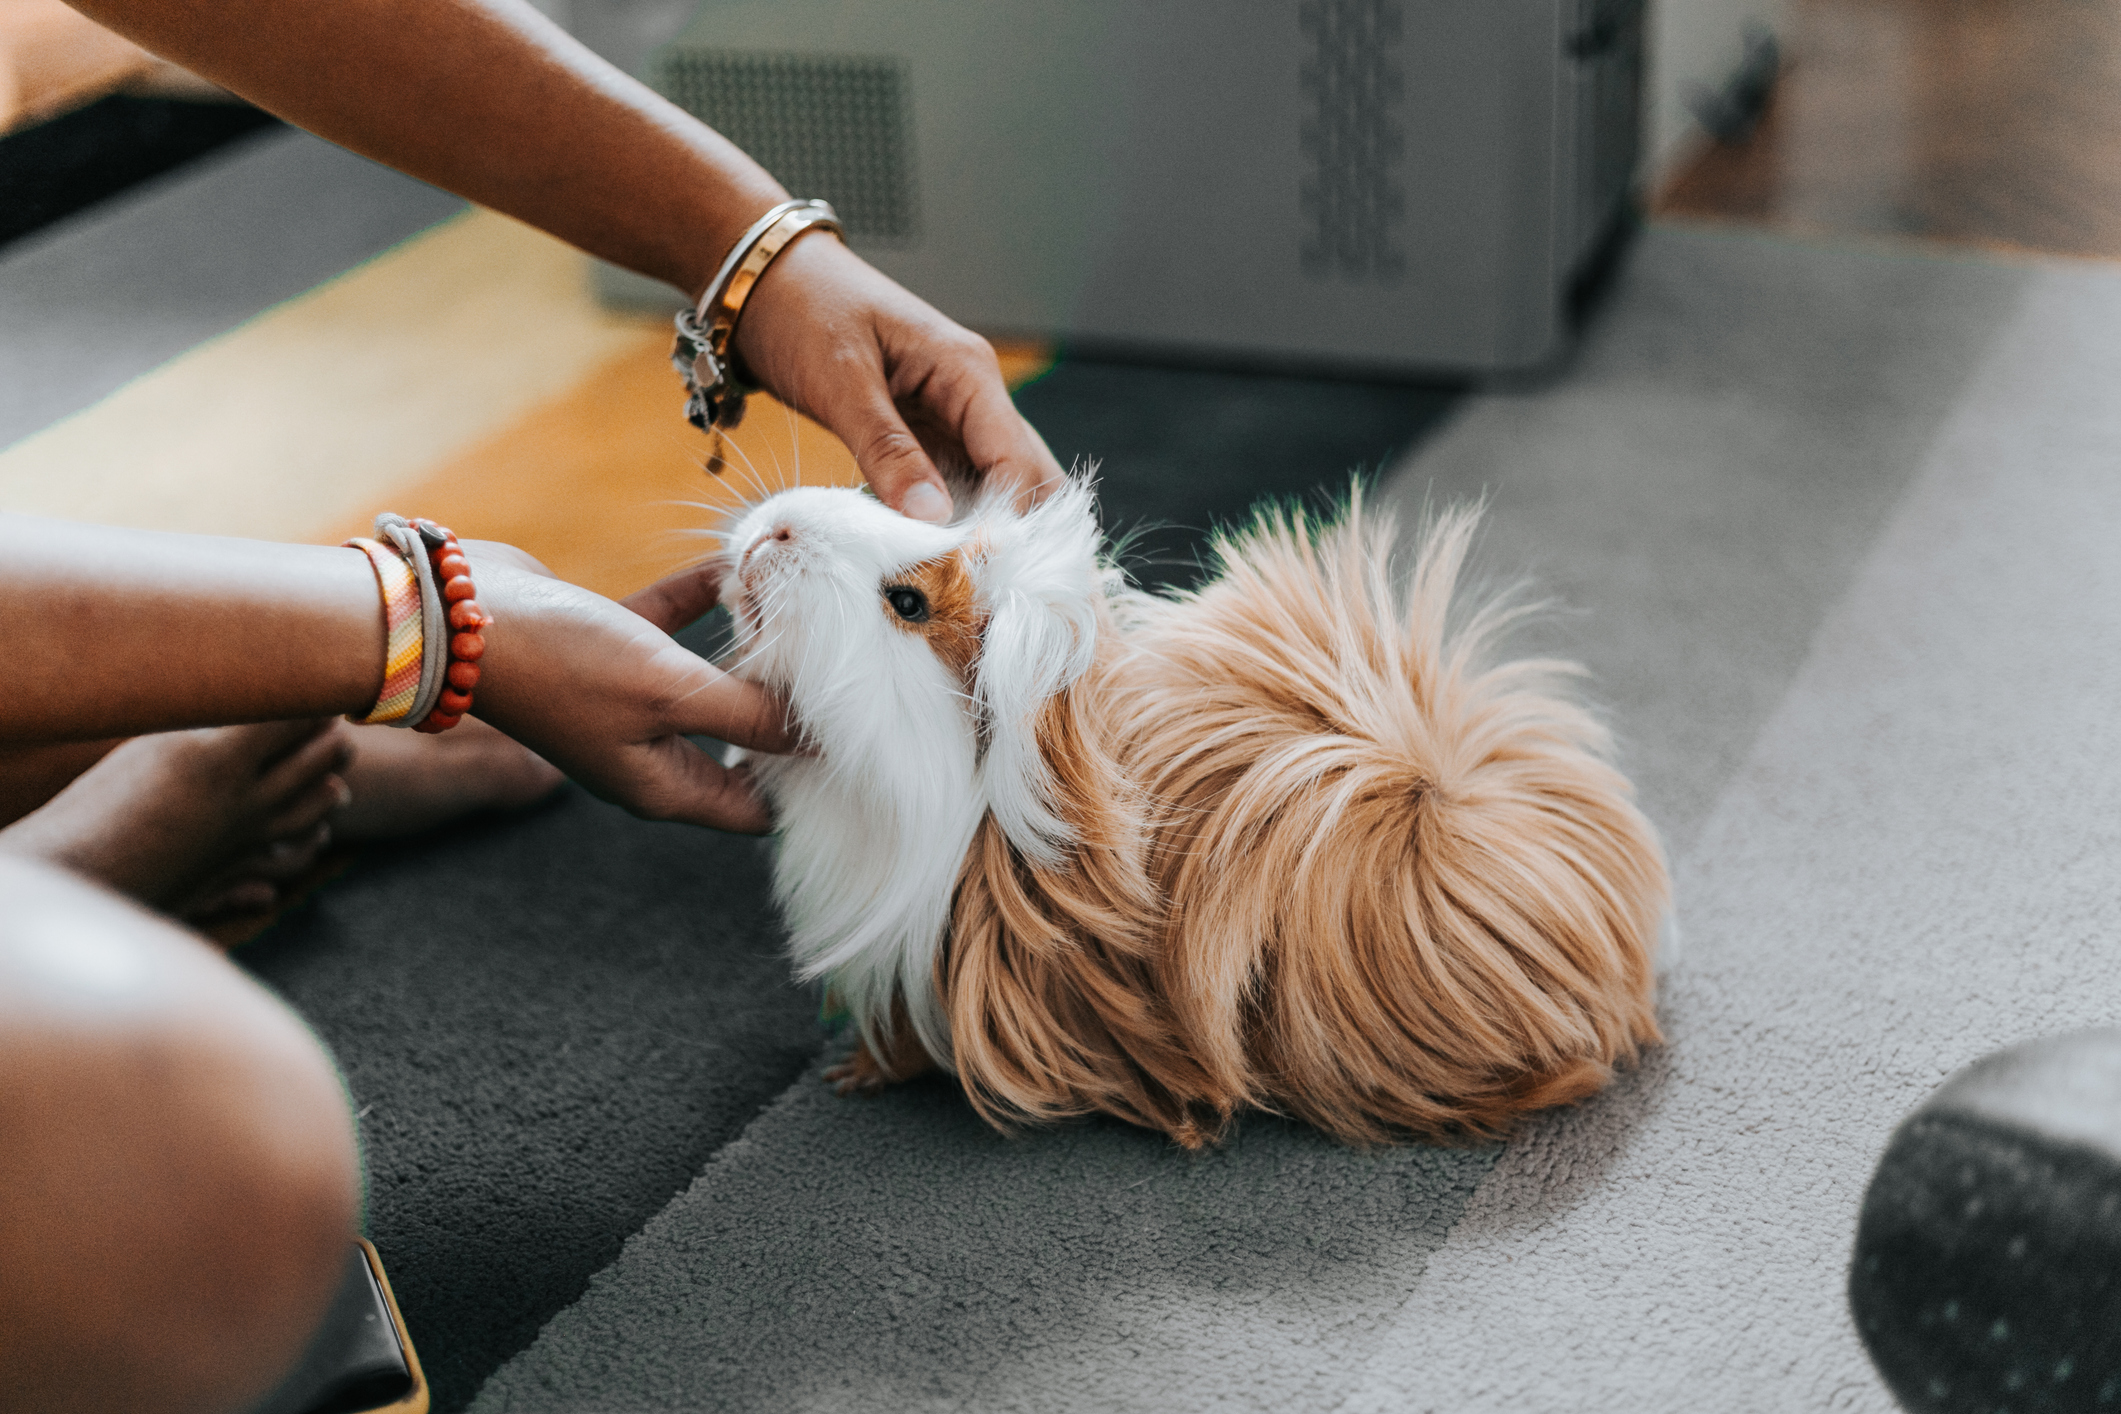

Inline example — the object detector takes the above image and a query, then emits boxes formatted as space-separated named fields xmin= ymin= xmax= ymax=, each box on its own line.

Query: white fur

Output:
xmin=716 ymin=481 xmax=1109 ymax=1062
xmin=968 ymin=483 xmax=1112 ymax=868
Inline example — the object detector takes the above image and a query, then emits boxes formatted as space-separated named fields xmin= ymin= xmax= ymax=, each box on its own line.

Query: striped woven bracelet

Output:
xmin=346 ymin=535 xmax=425 ymax=725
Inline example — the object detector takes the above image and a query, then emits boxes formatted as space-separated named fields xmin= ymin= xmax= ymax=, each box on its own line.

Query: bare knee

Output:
xmin=0 ymin=857 xmax=359 ymax=1414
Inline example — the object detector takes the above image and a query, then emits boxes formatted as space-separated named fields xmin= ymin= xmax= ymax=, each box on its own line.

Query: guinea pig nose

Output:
xmin=772 ymin=525 xmax=794 ymax=542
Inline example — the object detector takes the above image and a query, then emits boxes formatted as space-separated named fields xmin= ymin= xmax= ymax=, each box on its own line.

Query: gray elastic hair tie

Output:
xmin=374 ymin=512 xmax=448 ymax=727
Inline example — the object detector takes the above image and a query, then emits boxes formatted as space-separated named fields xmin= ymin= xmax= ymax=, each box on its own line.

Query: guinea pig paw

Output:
xmin=824 ymin=1045 xmax=895 ymax=1097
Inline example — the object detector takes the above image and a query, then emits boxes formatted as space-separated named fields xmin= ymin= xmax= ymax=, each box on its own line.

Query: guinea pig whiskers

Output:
xmin=652 ymin=498 xmax=747 ymax=527
xmin=757 ymin=420 xmax=792 ymax=496
xmin=709 ymin=434 xmax=778 ymax=506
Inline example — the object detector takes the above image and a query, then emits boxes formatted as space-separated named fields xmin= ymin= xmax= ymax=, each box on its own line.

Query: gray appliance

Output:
xmin=619 ymin=0 xmax=1644 ymax=376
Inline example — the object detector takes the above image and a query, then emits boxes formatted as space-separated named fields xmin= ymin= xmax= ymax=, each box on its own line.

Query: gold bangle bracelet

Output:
xmin=672 ymin=198 xmax=843 ymax=435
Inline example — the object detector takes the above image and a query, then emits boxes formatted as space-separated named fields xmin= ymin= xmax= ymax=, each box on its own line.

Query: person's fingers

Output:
xmin=622 ymin=739 xmax=775 ymax=833
xmin=956 ymin=379 xmax=1066 ymax=510
xmin=660 ymin=655 xmax=801 ymax=755
xmin=827 ymin=389 xmax=953 ymax=523
xmin=621 ymin=559 xmax=729 ymax=634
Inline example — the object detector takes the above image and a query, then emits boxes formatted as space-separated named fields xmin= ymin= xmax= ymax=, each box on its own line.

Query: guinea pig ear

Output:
xmin=972 ymin=481 xmax=1106 ymax=869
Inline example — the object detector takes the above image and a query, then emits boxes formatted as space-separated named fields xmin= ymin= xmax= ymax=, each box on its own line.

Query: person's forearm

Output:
xmin=0 ymin=517 xmax=383 ymax=743
xmin=64 ymin=0 xmax=786 ymax=299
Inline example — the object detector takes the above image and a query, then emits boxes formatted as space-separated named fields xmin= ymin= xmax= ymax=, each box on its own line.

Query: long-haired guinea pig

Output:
xmin=715 ymin=478 xmax=1668 ymax=1148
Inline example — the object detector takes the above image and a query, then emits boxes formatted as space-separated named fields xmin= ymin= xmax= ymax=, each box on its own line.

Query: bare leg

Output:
xmin=0 ymin=855 xmax=359 ymax=1414
xmin=0 ymin=740 xmax=123 ymax=829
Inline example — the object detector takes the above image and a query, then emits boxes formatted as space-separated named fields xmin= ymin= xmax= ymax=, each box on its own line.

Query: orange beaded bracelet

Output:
xmin=408 ymin=519 xmax=490 ymax=734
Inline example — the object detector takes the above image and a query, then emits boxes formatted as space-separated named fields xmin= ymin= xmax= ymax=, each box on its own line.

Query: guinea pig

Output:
xmin=715 ymin=477 xmax=1668 ymax=1148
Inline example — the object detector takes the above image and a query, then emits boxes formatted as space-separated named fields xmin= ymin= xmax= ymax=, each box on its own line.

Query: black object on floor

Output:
xmin=240 ymin=357 xmax=1462 ymax=1412
xmin=251 ymin=1240 xmax=426 ymax=1414
xmin=0 ymin=95 xmax=283 ymax=252
xmin=1851 ymin=1029 xmax=2121 ymax=1412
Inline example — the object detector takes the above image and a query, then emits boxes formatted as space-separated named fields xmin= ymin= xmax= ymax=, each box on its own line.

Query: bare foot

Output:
xmin=0 ymin=717 xmax=561 ymax=935
xmin=0 ymin=720 xmax=353 ymax=925
xmin=332 ymin=716 xmax=562 ymax=841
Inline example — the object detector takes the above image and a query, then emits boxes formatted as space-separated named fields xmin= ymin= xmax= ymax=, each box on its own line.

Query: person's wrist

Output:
xmin=678 ymin=180 xmax=797 ymax=303
xmin=443 ymin=555 xmax=550 ymax=733
xmin=727 ymin=232 xmax=865 ymax=406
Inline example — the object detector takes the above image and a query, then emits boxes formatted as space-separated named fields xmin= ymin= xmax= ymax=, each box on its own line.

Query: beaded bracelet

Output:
xmin=406 ymin=519 xmax=489 ymax=734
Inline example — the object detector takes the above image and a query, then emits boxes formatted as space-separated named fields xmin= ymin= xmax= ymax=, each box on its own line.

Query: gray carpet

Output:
xmin=1341 ymin=237 xmax=2121 ymax=1412
xmin=470 ymin=227 xmax=2121 ymax=1411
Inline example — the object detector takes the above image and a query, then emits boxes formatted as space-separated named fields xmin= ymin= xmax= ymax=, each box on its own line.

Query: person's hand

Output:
xmin=463 ymin=545 xmax=795 ymax=832
xmin=733 ymin=233 xmax=1066 ymax=523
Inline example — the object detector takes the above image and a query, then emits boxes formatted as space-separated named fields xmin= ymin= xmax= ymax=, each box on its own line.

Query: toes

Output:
xmin=250 ymin=822 xmax=334 ymax=882
xmin=334 ymin=718 xmax=564 ymax=842
xmin=265 ymin=773 xmax=353 ymax=840
xmin=259 ymin=724 xmax=355 ymax=807
xmin=187 ymin=717 xmax=337 ymax=778
xmin=492 ymin=751 xmax=565 ymax=810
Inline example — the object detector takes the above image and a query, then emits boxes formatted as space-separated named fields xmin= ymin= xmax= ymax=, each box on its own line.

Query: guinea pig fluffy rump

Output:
xmin=716 ymin=480 xmax=1669 ymax=1149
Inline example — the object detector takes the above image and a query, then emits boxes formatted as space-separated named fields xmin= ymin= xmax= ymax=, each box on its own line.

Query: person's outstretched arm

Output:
xmin=0 ymin=514 xmax=792 ymax=831
xmin=62 ymin=0 xmax=1063 ymax=522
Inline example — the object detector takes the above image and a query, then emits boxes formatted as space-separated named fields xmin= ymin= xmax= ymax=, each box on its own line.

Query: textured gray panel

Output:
xmin=1298 ymin=0 xmax=1408 ymax=282
xmin=658 ymin=0 xmax=1610 ymax=372
xmin=654 ymin=49 xmax=915 ymax=243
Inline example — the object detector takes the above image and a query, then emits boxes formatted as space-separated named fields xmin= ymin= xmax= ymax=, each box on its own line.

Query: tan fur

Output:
xmin=941 ymin=608 xmax=1236 ymax=1145
xmin=854 ymin=494 xmax=1669 ymax=1148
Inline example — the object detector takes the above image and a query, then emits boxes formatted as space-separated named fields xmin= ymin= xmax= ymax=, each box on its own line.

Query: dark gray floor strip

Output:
xmin=241 ymin=793 xmax=826 ymax=1414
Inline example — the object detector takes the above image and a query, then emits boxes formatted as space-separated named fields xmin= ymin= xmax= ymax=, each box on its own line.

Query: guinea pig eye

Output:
xmin=884 ymin=585 xmax=931 ymax=624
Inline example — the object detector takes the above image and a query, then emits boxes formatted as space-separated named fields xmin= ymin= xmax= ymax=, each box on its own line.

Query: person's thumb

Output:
xmin=836 ymin=397 xmax=954 ymax=523
xmin=621 ymin=559 xmax=725 ymax=634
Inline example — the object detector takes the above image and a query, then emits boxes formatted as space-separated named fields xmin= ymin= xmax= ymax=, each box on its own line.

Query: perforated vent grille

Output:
xmin=1298 ymin=0 xmax=1407 ymax=281
xmin=653 ymin=50 xmax=916 ymax=244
